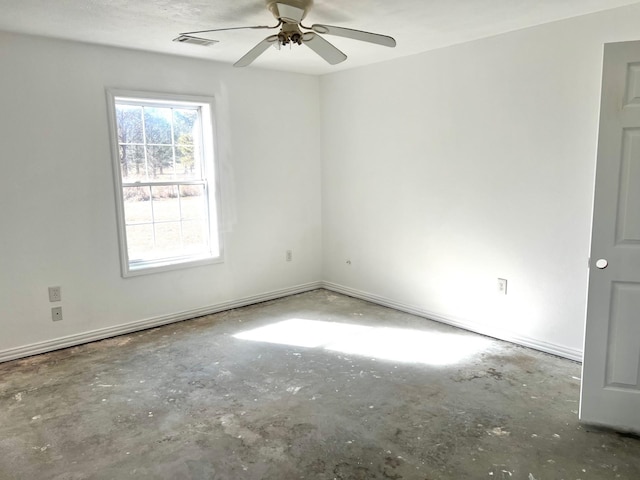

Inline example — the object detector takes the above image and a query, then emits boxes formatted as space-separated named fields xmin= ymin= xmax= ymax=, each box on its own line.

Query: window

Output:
xmin=107 ymin=90 xmax=221 ymax=276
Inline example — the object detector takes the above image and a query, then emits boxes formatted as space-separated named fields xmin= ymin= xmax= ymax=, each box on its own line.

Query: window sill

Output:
xmin=123 ymin=253 xmax=223 ymax=278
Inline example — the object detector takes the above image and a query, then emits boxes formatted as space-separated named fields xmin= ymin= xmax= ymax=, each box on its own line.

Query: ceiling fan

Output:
xmin=174 ymin=0 xmax=396 ymax=67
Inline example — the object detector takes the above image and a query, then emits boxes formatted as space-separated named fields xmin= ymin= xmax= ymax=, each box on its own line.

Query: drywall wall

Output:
xmin=321 ymin=3 xmax=640 ymax=360
xmin=5 ymin=3 xmax=640 ymax=363
xmin=0 ymin=33 xmax=322 ymax=357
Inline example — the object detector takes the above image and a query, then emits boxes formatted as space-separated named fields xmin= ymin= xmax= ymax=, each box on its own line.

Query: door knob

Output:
xmin=595 ymin=259 xmax=608 ymax=269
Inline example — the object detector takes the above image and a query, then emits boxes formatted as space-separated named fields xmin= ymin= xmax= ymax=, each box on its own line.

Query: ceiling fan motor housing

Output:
xmin=266 ymin=0 xmax=313 ymax=23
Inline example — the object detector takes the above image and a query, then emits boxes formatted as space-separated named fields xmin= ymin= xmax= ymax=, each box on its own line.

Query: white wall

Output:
xmin=0 ymin=33 xmax=322 ymax=357
xmin=321 ymin=3 xmax=640 ymax=360
xmin=5 ymin=3 xmax=640 ymax=363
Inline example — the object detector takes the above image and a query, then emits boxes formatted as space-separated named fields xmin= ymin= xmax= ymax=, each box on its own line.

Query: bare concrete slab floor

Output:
xmin=1 ymin=290 xmax=639 ymax=479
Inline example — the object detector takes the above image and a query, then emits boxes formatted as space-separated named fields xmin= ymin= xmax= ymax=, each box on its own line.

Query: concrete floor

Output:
xmin=1 ymin=290 xmax=639 ymax=480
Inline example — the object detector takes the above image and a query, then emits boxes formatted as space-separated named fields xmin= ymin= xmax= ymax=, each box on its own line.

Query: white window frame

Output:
xmin=106 ymin=89 xmax=223 ymax=277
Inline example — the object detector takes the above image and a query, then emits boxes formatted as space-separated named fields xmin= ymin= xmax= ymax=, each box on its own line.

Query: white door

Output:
xmin=581 ymin=41 xmax=640 ymax=433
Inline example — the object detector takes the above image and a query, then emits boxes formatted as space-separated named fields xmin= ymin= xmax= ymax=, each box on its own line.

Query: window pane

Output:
xmin=175 ymin=141 xmax=200 ymax=180
xmin=174 ymin=109 xmax=201 ymax=180
xmin=179 ymin=185 xmax=207 ymax=220
xmin=154 ymin=222 xmax=183 ymax=254
xmin=151 ymin=186 xmax=180 ymax=221
xmin=126 ymin=224 xmax=154 ymax=260
xmin=116 ymin=105 xmax=144 ymax=144
xmin=173 ymin=109 xmax=198 ymax=142
xmin=123 ymin=187 xmax=152 ymax=224
xmin=182 ymin=220 xmax=208 ymax=251
xmin=120 ymin=145 xmax=147 ymax=181
xmin=144 ymin=107 xmax=172 ymax=145
xmin=146 ymin=145 xmax=174 ymax=180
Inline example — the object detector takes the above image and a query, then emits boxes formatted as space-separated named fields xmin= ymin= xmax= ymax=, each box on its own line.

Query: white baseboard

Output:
xmin=321 ymin=281 xmax=583 ymax=362
xmin=1 ymin=280 xmax=583 ymax=364
xmin=0 ymin=281 xmax=322 ymax=363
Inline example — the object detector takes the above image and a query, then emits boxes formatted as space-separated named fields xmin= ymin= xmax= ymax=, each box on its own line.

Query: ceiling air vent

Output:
xmin=173 ymin=35 xmax=218 ymax=47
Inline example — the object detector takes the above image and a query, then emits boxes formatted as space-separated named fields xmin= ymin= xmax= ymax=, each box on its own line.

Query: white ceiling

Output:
xmin=1 ymin=0 xmax=639 ymax=75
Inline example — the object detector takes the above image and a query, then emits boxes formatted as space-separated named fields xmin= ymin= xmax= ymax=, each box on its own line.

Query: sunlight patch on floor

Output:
xmin=234 ymin=319 xmax=490 ymax=366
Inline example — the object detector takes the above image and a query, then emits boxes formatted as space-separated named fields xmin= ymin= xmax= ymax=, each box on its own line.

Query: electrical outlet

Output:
xmin=497 ymin=278 xmax=508 ymax=295
xmin=48 ymin=286 xmax=61 ymax=302
xmin=286 ymin=250 xmax=293 ymax=262
xmin=51 ymin=307 xmax=63 ymax=322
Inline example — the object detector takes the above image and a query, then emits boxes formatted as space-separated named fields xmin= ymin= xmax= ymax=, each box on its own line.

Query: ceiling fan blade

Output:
xmin=302 ymin=32 xmax=347 ymax=65
xmin=310 ymin=24 xmax=396 ymax=48
xmin=180 ymin=23 xmax=281 ymax=36
xmin=234 ymin=35 xmax=280 ymax=67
